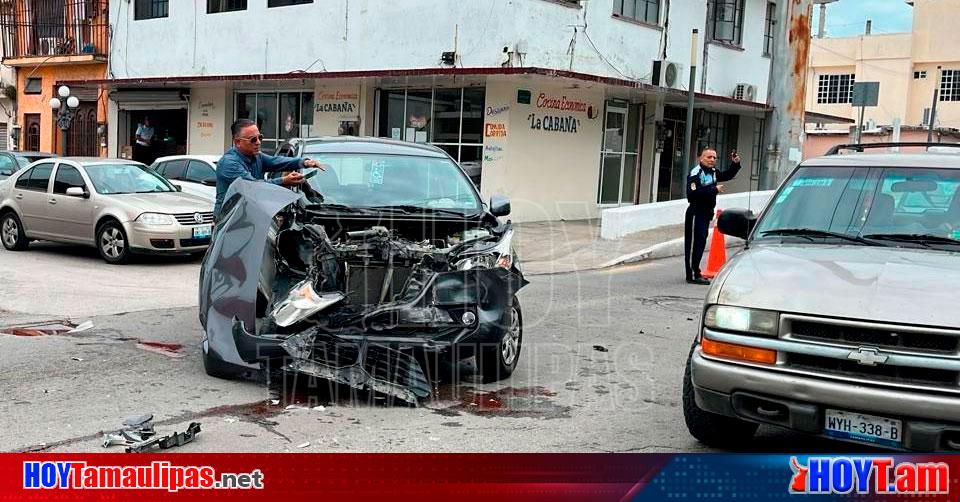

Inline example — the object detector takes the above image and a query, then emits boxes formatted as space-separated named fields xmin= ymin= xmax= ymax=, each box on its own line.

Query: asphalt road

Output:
xmin=0 ymin=243 xmax=870 ymax=453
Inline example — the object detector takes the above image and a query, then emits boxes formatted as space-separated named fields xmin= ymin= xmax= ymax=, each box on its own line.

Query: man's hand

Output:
xmin=730 ymin=151 xmax=741 ymax=164
xmin=717 ymin=184 xmax=726 ymax=193
xmin=281 ymin=172 xmax=305 ymax=186
xmin=303 ymin=159 xmax=327 ymax=170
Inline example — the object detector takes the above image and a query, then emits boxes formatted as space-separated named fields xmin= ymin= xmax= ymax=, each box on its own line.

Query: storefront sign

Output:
xmin=315 ymin=87 xmax=361 ymax=121
xmin=527 ymin=113 xmax=580 ymax=133
xmin=484 ymin=123 xmax=507 ymax=138
xmin=536 ymin=93 xmax=589 ymax=113
xmin=486 ymin=105 xmax=510 ymax=117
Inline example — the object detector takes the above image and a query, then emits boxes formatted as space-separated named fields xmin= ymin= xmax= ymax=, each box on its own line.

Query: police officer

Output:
xmin=684 ymin=147 xmax=741 ymax=284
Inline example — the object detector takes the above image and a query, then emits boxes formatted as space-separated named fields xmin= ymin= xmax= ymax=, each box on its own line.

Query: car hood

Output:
xmin=716 ymin=244 xmax=960 ymax=329
xmin=108 ymin=192 xmax=213 ymax=214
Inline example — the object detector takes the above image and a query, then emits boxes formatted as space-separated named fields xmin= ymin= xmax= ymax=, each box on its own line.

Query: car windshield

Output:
xmin=15 ymin=155 xmax=49 ymax=168
xmin=300 ymin=152 xmax=481 ymax=212
xmin=755 ymin=166 xmax=960 ymax=249
xmin=85 ymin=163 xmax=176 ymax=194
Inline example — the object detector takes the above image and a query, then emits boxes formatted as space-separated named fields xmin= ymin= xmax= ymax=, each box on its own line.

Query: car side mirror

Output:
xmin=489 ymin=195 xmax=511 ymax=217
xmin=717 ymin=208 xmax=757 ymax=240
xmin=172 ymin=184 xmax=182 ymax=192
xmin=65 ymin=186 xmax=88 ymax=198
xmin=201 ymin=177 xmax=217 ymax=187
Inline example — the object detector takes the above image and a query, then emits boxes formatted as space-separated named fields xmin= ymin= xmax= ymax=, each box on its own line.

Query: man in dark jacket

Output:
xmin=214 ymin=118 xmax=325 ymax=218
xmin=684 ymin=147 xmax=741 ymax=284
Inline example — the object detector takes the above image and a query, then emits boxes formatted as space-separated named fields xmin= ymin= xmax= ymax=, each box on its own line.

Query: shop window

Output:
xmin=696 ymin=111 xmax=739 ymax=165
xmin=235 ymin=91 xmax=316 ymax=152
xmin=135 ymin=0 xmax=168 ymax=20
xmin=376 ymin=87 xmax=486 ymax=164
xmin=207 ymin=0 xmax=246 ymax=14
xmin=268 ymin=0 xmax=312 ymax=7
xmin=940 ymin=69 xmax=960 ymax=102
xmin=763 ymin=2 xmax=776 ymax=56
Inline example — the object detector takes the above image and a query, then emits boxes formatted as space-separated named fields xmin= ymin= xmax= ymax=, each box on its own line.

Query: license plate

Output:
xmin=824 ymin=409 xmax=902 ymax=448
xmin=192 ymin=224 xmax=212 ymax=239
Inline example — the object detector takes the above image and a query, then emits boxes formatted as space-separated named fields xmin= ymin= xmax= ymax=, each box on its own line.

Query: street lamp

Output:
xmin=49 ymin=85 xmax=80 ymax=155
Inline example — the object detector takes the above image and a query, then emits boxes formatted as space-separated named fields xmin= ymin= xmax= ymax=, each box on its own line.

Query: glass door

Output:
xmin=598 ymin=104 xmax=639 ymax=206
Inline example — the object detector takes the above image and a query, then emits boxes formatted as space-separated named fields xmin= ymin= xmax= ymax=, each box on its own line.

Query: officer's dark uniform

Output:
xmin=684 ymin=159 xmax=741 ymax=282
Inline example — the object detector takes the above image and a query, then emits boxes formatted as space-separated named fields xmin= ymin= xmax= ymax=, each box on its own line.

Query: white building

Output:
xmin=73 ymin=0 xmax=783 ymax=221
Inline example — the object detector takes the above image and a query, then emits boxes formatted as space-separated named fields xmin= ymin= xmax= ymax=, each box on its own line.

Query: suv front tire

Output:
xmin=682 ymin=343 xmax=759 ymax=448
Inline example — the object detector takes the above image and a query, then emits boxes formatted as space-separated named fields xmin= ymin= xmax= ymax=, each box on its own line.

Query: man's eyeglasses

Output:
xmin=239 ymin=134 xmax=264 ymax=143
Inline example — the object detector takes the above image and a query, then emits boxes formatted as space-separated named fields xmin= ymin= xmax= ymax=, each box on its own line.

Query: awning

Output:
xmin=805 ymin=110 xmax=855 ymax=124
xmin=110 ymin=89 xmax=189 ymax=111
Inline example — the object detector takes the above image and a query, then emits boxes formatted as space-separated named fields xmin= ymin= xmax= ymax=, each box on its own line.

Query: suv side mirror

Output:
xmin=717 ymin=208 xmax=757 ymax=239
xmin=65 ymin=186 xmax=88 ymax=198
xmin=489 ymin=195 xmax=511 ymax=217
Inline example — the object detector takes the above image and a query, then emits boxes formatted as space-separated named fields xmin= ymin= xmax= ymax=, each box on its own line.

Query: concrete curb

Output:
xmin=599 ymin=230 xmax=744 ymax=269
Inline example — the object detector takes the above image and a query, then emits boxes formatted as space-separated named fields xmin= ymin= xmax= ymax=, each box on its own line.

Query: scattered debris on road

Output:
xmin=592 ymin=345 xmax=609 ymax=352
xmin=68 ymin=321 xmax=95 ymax=333
xmin=101 ymin=414 xmax=201 ymax=453
xmin=136 ymin=341 xmax=186 ymax=358
xmin=296 ymin=442 xmax=311 ymax=448
xmin=71 ymin=357 xmax=83 ymax=362
xmin=1 ymin=321 xmax=77 ymax=337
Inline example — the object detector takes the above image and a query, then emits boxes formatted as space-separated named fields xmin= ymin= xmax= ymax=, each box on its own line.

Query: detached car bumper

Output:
xmin=690 ymin=349 xmax=960 ymax=451
xmin=127 ymin=221 xmax=212 ymax=253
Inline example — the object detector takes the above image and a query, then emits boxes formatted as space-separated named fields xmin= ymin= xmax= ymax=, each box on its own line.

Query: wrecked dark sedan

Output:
xmin=199 ymin=138 xmax=527 ymax=403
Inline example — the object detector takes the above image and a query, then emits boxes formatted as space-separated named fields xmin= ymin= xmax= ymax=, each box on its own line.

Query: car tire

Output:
xmin=96 ymin=220 xmax=131 ymax=264
xmin=682 ymin=343 xmax=758 ymax=448
xmin=479 ymin=297 xmax=523 ymax=383
xmin=202 ymin=339 xmax=252 ymax=380
xmin=1 ymin=212 xmax=28 ymax=251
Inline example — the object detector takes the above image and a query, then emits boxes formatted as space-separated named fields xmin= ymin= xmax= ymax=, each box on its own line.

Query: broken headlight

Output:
xmin=454 ymin=229 xmax=514 ymax=271
xmin=271 ymin=279 xmax=345 ymax=327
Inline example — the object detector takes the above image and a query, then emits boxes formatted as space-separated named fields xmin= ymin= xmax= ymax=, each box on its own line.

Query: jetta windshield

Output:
xmin=86 ymin=164 xmax=176 ymax=195
xmin=300 ymin=152 xmax=481 ymax=213
xmin=755 ymin=166 xmax=960 ymax=249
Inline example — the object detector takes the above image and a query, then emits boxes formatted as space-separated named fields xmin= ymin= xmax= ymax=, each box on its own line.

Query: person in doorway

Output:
xmin=134 ymin=116 xmax=155 ymax=164
xmin=684 ymin=147 xmax=741 ymax=285
xmin=214 ymin=118 xmax=325 ymax=218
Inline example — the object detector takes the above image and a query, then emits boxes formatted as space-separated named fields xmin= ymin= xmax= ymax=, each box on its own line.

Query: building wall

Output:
xmin=108 ymin=0 xmax=772 ymax=104
xmin=807 ymin=0 xmax=960 ymax=129
xmin=188 ymin=86 xmax=228 ymax=155
xmin=480 ymin=76 xmax=604 ymax=222
xmin=17 ymin=63 xmax=107 ymax=153
xmin=804 ymin=128 xmax=960 ymax=159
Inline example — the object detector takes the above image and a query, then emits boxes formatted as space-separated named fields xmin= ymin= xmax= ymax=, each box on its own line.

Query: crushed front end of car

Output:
xmin=200 ymin=181 xmax=527 ymax=404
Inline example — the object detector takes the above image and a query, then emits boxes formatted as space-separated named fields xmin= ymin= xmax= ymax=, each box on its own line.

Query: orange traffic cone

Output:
xmin=702 ymin=209 xmax=726 ymax=279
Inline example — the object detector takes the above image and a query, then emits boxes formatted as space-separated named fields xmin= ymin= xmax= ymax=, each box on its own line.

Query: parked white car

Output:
xmin=151 ymin=155 xmax=219 ymax=203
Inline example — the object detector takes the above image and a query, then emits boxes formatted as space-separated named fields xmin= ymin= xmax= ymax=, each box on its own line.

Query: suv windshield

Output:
xmin=300 ymin=152 xmax=481 ymax=213
xmin=754 ymin=166 xmax=960 ymax=249
xmin=85 ymin=163 xmax=176 ymax=195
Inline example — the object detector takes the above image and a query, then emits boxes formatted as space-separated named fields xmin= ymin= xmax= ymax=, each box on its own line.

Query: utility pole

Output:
xmin=682 ymin=29 xmax=699 ymax=172
xmin=928 ymin=66 xmax=942 ymax=142
xmin=763 ymin=0 xmax=814 ymax=189
xmin=813 ymin=0 xmax=838 ymax=38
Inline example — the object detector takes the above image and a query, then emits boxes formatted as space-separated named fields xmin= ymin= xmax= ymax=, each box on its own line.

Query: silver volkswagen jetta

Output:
xmin=0 ymin=158 xmax=213 ymax=264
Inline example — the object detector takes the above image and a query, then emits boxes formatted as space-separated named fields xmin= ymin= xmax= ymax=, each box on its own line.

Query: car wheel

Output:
xmin=479 ymin=297 xmax=523 ymax=383
xmin=1 ymin=212 xmax=28 ymax=251
xmin=97 ymin=221 xmax=131 ymax=264
xmin=682 ymin=343 xmax=758 ymax=448
xmin=202 ymin=338 xmax=253 ymax=380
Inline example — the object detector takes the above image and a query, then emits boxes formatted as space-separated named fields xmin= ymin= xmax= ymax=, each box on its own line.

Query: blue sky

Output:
xmin=813 ymin=0 xmax=914 ymax=37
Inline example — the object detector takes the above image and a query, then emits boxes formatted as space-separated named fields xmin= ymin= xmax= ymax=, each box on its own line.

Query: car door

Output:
xmin=47 ymin=163 xmax=94 ymax=244
xmin=0 ymin=154 xmax=16 ymax=181
xmin=15 ymin=162 xmax=55 ymax=238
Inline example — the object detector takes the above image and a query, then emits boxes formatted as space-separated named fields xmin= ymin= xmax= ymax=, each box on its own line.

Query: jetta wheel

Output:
xmin=1 ymin=212 xmax=28 ymax=251
xmin=480 ymin=297 xmax=523 ymax=383
xmin=97 ymin=221 xmax=130 ymax=264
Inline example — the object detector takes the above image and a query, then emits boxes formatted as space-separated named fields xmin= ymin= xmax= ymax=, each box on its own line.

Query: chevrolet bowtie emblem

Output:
xmin=847 ymin=347 xmax=888 ymax=366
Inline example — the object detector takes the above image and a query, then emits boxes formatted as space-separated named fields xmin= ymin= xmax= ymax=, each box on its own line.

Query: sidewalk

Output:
xmin=512 ymin=219 xmax=740 ymax=276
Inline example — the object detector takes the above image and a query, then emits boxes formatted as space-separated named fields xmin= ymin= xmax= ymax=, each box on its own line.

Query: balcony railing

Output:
xmin=0 ymin=0 xmax=109 ymax=60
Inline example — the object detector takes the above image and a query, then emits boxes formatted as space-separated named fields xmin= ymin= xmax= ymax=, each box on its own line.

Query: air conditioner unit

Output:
xmin=652 ymin=60 xmax=683 ymax=89
xmin=733 ymin=83 xmax=757 ymax=101
xmin=38 ymin=37 xmax=61 ymax=56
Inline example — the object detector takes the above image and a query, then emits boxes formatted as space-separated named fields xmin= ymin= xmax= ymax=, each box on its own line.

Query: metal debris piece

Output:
xmin=71 ymin=357 xmax=83 ymax=362
xmin=68 ymin=321 xmax=95 ymax=333
xmin=125 ymin=423 xmax=201 ymax=453
xmin=592 ymin=345 xmax=609 ymax=352
xmin=280 ymin=330 xmax=430 ymax=405
xmin=296 ymin=442 xmax=311 ymax=448
xmin=101 ymin=415 xmax=201 ymax=453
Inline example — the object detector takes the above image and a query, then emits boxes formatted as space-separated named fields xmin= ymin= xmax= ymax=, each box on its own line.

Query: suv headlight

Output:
xmin=136 ymin=213 xmax=175 ymax=226
xmin=704 ymin=305 xmax=779 ymax=336
xmin=455 ymin=229 xmax=515 ymax=271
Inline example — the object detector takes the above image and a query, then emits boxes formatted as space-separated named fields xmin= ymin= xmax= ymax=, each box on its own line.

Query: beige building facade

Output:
xmin=806 ymin=0 xmax=960 ymax=139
